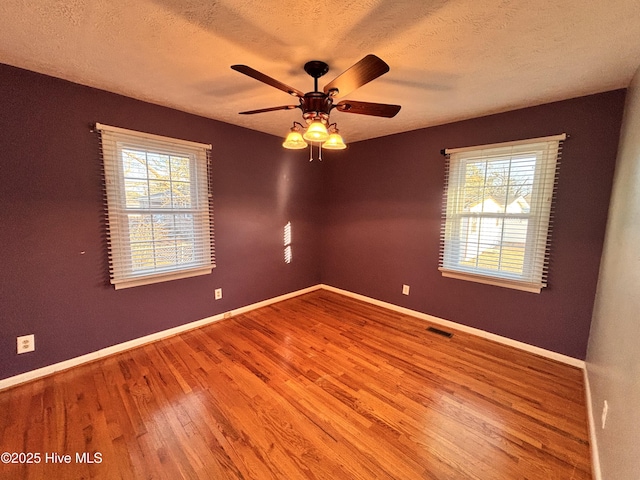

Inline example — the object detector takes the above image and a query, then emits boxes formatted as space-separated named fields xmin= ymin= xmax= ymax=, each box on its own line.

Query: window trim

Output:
xmin=96 ymin=123 xmax=215 ymax=289
xmin=439 ymin=134 xmax=565 ymax=293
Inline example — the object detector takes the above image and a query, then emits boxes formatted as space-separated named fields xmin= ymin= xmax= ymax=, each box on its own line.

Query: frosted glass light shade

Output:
xmin=303 ymin=121 xmax=329 ymax=142
xmin=282 ymin=130 xmax=308 ymax=149
xmin=322 ymin=132 xmax=347 ymax=150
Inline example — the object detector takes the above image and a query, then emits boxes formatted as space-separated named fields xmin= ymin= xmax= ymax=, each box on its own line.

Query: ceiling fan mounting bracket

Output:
xmin=304 ymin=60 xmax=330 ymax=93
xmin=303 ymin=61 xmax=330 ymax=79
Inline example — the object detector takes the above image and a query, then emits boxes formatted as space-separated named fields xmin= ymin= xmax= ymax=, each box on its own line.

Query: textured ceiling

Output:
xmin=1 ymin=0 xmax=639 ymax=142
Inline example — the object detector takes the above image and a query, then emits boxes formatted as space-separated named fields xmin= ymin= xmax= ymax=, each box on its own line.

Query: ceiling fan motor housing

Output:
xmin=301 ymin=92 xmax=333 ymax=123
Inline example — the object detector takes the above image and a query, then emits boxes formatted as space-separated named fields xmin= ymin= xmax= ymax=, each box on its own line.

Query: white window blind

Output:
xmin=440 ymin=134 xmax=565 ymax=293
xmin=96 ymin=123 xmax=215 ymax=289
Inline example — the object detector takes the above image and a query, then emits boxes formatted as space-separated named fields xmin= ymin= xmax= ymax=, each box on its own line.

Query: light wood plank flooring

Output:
xmin=0 ymin=290 xmax=592 ymax=479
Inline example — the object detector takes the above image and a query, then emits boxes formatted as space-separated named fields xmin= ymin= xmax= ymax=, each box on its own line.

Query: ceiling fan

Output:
xmin=230 ymin=55 xmax=401 ymax=153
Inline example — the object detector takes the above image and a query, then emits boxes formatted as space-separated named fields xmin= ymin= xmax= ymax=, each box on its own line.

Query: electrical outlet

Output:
xmin=402 ymin=284 xmax=410 ymax=295
xmin=601 ymin=400 xmax=609 ymax=429
xmin=214 ymin=288 xmax=223 ymax=300
xmin=17 ymin=334 xmax=35 ymax=354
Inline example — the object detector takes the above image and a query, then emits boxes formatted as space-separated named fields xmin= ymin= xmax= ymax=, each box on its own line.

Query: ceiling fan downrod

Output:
xmin=303 ymin=60 xmax=330 ymax=93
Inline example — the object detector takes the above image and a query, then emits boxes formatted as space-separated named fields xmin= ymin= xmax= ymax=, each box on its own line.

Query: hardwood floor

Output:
xmin=0 ymin=290 xmax=592 ymax=479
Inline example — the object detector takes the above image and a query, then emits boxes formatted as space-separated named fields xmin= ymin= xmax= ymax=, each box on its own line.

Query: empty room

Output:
xmin=1 ymin=1 xmax=639 ymax=479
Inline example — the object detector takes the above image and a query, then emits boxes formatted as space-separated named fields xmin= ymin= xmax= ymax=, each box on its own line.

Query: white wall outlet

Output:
xmin=601 ymin=400 xmax=609 ymax=429
xmin=17 ymin=334 xmax=35 ymax=354
xmin=214 ymin=288 xmax=223 ymax=300
xmin=402 ymin=284 xmax=410 ymax=295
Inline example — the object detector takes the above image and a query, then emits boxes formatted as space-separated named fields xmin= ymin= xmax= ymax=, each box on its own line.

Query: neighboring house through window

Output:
xmin=440 ymin=134 xmax=565 ymax=293
xmin=96 ymin=123 xmax=215 ymax=289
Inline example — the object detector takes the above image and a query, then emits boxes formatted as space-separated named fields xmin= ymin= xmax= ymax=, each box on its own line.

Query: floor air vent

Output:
xmin=426 ymin=326 xmax=453 ymax=338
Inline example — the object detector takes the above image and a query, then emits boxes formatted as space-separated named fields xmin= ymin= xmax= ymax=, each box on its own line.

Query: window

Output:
xmin=96 ymin=123 xmax=214 ymax=289
xmin=440 ymin=134 xmax=565 ymax=293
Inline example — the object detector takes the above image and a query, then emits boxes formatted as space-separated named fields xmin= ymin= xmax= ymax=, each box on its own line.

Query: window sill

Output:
xmin=113 ymin=266 xmax=213 ymax=290
xmin=439 ymin=268 xmax=543 ymax=294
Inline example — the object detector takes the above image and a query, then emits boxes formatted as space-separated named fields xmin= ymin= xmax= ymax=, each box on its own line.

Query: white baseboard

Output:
xmin=583 ymin=367 xmax=602 ymax=480
xmin=0 ymin=285 xmax=322 ymax=391
xmin=319 ymin=284 xmax=586 ymax=369
xmin=1 ymin=282 xmax=598 ymax=476
xmin=0 ymin=282 xmax=584 ymax=384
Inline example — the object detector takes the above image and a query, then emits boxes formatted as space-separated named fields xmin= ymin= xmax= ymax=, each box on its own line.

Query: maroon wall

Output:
xmin=0 ymin=64 xmax=322 ymax=380
xmin=321 ymin=91 xmax=626 ymax=359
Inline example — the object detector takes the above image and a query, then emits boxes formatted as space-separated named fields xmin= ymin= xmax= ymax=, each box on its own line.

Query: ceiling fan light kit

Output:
xmin=231 ymin=55 xmax=400 ymax=160
xmin=323 ymin=129 xmax=347 ymax=150
xmin=282 ymin=123 xmax=308 ymax=150
xmin=303 ymin=120 xmax=330 ymax=142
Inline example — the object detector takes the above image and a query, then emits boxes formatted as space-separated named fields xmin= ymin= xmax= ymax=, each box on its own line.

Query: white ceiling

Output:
xmin=1 ymin=0 xmax=639 ymax=142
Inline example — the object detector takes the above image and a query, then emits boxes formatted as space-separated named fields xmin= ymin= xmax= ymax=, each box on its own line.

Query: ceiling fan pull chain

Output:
xmin=319 ymin=143 xmax=323 ymax=161
xmin=309 ymin=143 xmax=313 ymax=162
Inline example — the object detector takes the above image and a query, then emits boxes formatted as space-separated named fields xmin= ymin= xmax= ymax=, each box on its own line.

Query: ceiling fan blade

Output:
xmin=335 ymin=100 xmax=401 ymax=118
xmin=323 ymin=55 xmax=390 ymax=99
xmin=238 ymin=105 xmax=299 ymax=115
xmin=231 ymin=65 xmax=304 ymax=97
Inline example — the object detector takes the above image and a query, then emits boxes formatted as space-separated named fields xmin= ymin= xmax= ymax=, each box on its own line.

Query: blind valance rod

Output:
xmin=94 ymin=123 xmax=212 ymax=150
xmin=441 ymin=133 xmax=567 ymax=156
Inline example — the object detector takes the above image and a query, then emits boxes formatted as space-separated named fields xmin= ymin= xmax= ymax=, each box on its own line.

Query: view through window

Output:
xmin=123 ymin=148 xmax=198 ymax=272
xmin=440 ymin=135 xmax=565 ymax=292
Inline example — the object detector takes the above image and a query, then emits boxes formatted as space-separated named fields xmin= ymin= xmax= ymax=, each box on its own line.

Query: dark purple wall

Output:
xmin=0 ymin=63 xmax=625 ymax=380
xmin=0 ymin=64 xmax=322 ymax=380
xmin=321 ymin=91 xmax=626 ymax=359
